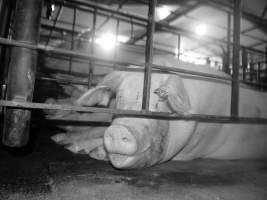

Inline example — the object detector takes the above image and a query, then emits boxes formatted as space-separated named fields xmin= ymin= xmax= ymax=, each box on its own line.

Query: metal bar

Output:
xmin=242 ymin=48 xmax=247 ymax=80
xmin=128 ymin=3 xmax=200 ymax=45
xmin=142 ymin=0 xmax=156 ymax=111
xmin=225 ymin=12 xmax=231 ymax=74
xmin=0 ymin=0 xmax=13 ymax=88
xmin=88 ymin=8 xmax=97 ymax=89
xmin=0 ymin=35 xmax=259 ymax=90
xmin=54 ymin=0 xmax=146 ymax=23
xmin=46 ymin=4 xmax=63 ymax=46
xmin=68 ymin=7 xmax=76 ymax=73
xmin=202 ymin=0 xmax=267 ymax=35
xmin=0 ymin=37 xmax=235 ymax=82
xmin=177 ymin=34 xmax=181 ymax=60
xmin=1 ymin=100 xmax=267 ymax=124
xmin=3 ymin=0 xmax=43 ymax=147
xmin=95 ymin=0 xmax=128 ymax=32
xmin=265 ymin=45 xmax=267 ymax=83
xmin=221 ymin=12 xmax=231 ymax=75
xmin=3 ymin=36 xmax=267 ymax=90
xmin=230 ymin=0 xmax=241 ymax=117
xmin=130 ymin=17 xmax=134 ymax=39
xmin=51 ymin=0 xmax=265 ymax=55
xmin=114 ymin=18 xmax=120 ymax=65
xmin=184 ymin=14 xmax=267 ymax=45
xmin=257 ymin=62 xmax=260 ymax=82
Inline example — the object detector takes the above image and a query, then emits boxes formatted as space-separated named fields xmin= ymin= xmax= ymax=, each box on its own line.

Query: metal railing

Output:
xmin=1 ymin=0 xmax=267 ymax=128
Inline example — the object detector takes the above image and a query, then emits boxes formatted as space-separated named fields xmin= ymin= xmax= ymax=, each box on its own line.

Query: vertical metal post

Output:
xmin=0 ymin=0 xmax=13 ymax=94
xmin=130 ymin=17 xmax=134 ymax=40
xmin=114 ymin=19 xmax=120 ymax=61
xmin=224 ymin=12 xmax=231 ymax=74
xmin=142 ymin=0 xmax=157 ymax=111
xmin=88 ymin=8 xmax=97 ymax=89
xmin=69 ymin=8 xmax=76 ymax=73
xmin=265 ymin=45 xmax=267 ymax=83
xmin=177 ymin=34 xmax=181 ymax=60
xmin=257 ymin=62 xmax=260 ymax=82
xmin=46 ymin=5 xmax=62 ymax=46
xmin=2 ymin=0 xmax=43 ymax=147
xmin=231 ymin=0 xmax=242 ymax=117
xmin=242 ymin=48 xmax=247 ymax=80
xmin=0 ymin=0 xmax=13 ymax=114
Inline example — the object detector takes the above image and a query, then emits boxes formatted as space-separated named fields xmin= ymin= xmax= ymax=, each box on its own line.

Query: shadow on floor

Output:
xmin=0 ymin=124 xmax=267 ymax=200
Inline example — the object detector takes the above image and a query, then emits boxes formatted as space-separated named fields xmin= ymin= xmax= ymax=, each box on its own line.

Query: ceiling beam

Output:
xmin=127 ymin=1 xmax=200 ymax=44
xmin=202 ymin=0 xmax=267 ymax=35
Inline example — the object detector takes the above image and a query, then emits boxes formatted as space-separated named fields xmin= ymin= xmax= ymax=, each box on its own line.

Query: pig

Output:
xmin=50 ymin=56 xmax=267 ymax=169
xmin=54 ymin=67 xmax=267 ymax=169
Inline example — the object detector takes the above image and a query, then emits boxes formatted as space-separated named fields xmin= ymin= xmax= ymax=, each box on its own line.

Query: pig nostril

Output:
xmin=122 ymin=137 xmax=129 ymax=142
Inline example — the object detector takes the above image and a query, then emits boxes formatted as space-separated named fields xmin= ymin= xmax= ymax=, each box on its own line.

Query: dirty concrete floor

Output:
xmin=0 ymin=126 xmax=267 ymax=200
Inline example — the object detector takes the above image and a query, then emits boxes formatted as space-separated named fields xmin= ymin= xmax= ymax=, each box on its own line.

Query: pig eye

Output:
xmin=122 ymin=136 xmax=129 ymax=142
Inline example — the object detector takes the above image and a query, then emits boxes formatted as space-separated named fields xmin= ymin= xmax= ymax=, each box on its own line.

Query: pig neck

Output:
xmin=169 ymin=78 xmax=229 ymax=161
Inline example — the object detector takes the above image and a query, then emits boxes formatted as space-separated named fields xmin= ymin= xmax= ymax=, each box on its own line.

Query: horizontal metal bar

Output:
xmin=1 ymin=100 xmax=267 ymax=124
xmin=55 ymin=0 xmax=147 ymax=23
xmin=2 ymin=37 xmax=267 ymax=90
xmin=54 ymin=0 xmax=265 ymax=55
xmin=0 ymin=37 xmax=231 ymax=80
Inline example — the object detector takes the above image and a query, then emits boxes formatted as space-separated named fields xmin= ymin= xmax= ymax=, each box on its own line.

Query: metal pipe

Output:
xmin=177 ymin=34 xmax=181 ymax=60
xmin=0 ymin=0 xmax=13 ymax=93
xmin=265 ymin=45 xmax=267 ymax=83
xmin=95 ymin=0 xmax=128 ymax=32
xmin=52 ymin=0 xmax=265 ymax=55
xmin=88 ymin=8 xmax=97 ymax=89
xmin=0 ymin=37 xmax=237 ymax=82
xmin=1 ymin=100 xmax=267 ymax=124
xmin=68 ymin=7 xmax=76 ymax=73
xmin=142 ymin=0 xmax=156 ymax=111
xmin=46 ymin=4 xmax=63 ymax=46
xmin=230 ymin=0 xmax=241 ymax=117
xmin=3 ymin=36 xmax=267 ymax=91
xmin=2 ymin=0 xmax=43 ymax=147
xmin=225 ymin=12 xmax=231 ymax=74
xmin=257 ymin=62 xmax=260 ymax=82
xmin=242 ymin=48 xmax=247 ymax=80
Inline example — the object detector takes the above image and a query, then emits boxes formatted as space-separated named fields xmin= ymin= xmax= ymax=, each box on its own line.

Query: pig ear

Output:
xmin=154 ymin=76 xmax=191 ymax=114
xmin=76 ymin=85 xmax=113 ymax=107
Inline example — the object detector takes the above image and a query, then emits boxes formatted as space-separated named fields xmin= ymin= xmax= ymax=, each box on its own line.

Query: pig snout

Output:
xmin=104 ymin=125 xmax=138 ymax=156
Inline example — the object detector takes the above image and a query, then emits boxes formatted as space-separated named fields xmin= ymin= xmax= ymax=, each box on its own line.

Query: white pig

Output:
xmin=72 ymin=67 xmax=267 ymax=169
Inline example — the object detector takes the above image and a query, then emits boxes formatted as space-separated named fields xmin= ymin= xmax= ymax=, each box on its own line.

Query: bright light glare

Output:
xmin=174 ymin=48 xmax=180 ymax=58
xmin=179 ymin=51 xmax=207 ymax=65
xmin=51 ymin=4 xmax=55 ymax=11
xmin=117 ymin=35 xmax=129 ymax=43
xmin=95 ymin=33 xmax=129 ymax=51
xmin=157 ymin=6 xmax=171 ymax=20
xmin=195 ymin=24 xmax=207 ymax=36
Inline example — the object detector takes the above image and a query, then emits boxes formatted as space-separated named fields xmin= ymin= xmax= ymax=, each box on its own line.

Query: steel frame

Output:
xmin=51 ymin=0 xmax=265 ymax=55
xmin=1 ymin=0 xmax=267 ymax=135
xmin=1 ymin=35 xmax=267 ymax=123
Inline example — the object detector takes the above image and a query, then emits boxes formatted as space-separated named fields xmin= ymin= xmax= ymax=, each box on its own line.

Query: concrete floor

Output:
xmin=0 ymin=126 xmax=267 ymax=200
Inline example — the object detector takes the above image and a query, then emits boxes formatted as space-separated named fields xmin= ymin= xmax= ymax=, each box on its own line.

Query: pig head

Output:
xmin=77 ymin=71 xmax=192 ymax=168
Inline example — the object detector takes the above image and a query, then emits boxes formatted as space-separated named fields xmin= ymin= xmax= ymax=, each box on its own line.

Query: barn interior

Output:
xmin=0 ymin=0 xmax=267 ymax=199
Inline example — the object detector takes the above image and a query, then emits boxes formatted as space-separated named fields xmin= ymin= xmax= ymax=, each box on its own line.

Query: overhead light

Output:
xmin=95 ymin=33 xmax=116 ymax=51
xmin=95 ymin=33 xmax=129 ymax=51
xmin=195 ymin=24 xmax=207 ymax=36
xmin=157 ymin=6 xmax=171 ymax=20
xmin=51 ymin=4 xmax=55 ymax=12
xmin=117 ymin=35 xmax=129 ymax=43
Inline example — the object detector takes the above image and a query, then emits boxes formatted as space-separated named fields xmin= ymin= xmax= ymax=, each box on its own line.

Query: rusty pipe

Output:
xmin=2 ymin=0 xmax=43 ymax=147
